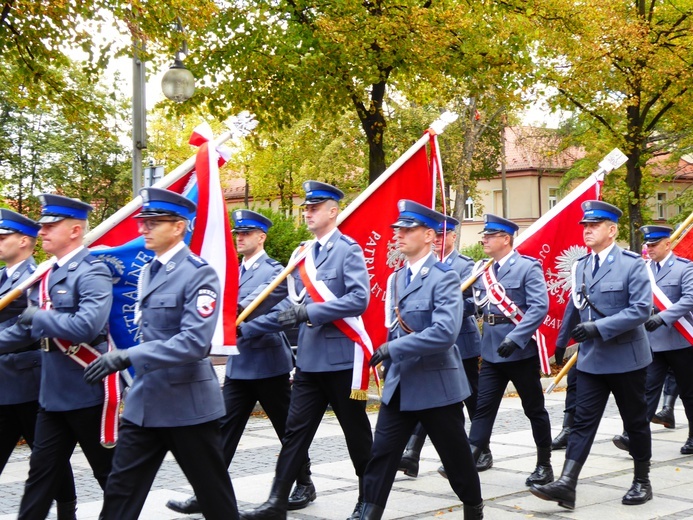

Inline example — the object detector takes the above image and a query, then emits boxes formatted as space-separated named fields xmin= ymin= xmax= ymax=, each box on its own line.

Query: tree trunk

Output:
xmin=354 ymin=75 xmax=390 ymax=184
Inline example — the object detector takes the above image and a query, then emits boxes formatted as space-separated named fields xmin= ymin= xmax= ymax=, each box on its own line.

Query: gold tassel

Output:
xmin=350 ymin=389 xmax=368 ymax=401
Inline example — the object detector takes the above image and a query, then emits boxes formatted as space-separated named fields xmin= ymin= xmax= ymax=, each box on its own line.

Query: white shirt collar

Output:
xmin=242 ymin=249 xmax=265 ymax=270
xmin=592 ymin=243 xmax=616 ymax=267
xmin=407 ymin=252 xmax=433 ymax=278
xmin=155 ymin=241 xmax=186 ymax=266
xmin=56 ymin=245 xmax=85 ymax=267
xmin=316 ymin=227 xmax=338 ymax=247
xmin=496 ymin=249 xmax=515 ymax=269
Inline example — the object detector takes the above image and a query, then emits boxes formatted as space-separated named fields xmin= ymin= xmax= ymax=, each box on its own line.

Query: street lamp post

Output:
xmin=131 ymin=19 xmax=196 ymax=196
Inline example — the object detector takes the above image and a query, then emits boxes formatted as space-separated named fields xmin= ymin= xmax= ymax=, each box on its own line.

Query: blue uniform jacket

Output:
xmin=473 ymin=251 xmax=549 ymax=363
xmin=125 ymin=246 xmax=226 ymax=427
xmin=0 ymin=249 xmax=112 ymax=411
xmin=288 ymin=230 xmax=370 ymax=373
xmin=445 ymin=251 xmax=481 ymax=360
xmin=229 ymin=252 xmax=293 ymax=379
xmin=561 ymin=246 xmax=652 ymax=374
xmin=647 ymin=255 xmax=693 ymax=352
xmin=0 ymin=258 xmax=41 ymax=405
xmin=382 ymin=253 xmax=469 ymax=411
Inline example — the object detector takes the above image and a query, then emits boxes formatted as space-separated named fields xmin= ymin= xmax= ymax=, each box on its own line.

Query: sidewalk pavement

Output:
xmin=2 ymin=388 xmax=693 ymax=519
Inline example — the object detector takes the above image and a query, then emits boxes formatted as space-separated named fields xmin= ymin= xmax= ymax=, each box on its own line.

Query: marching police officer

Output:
xmin=84 ymin=188 xmax=238 ymax=520
xmin=165 ymin=209 xmax=316 ymax=515
xmin=0 ymin=209 xmax=78 ymax=520
xmin=398 ymin=216 xmax=483 ymax=478
xmin=466 ymin=214 xmax=553 ymax=486
xmin=2 ymin=195 xmax=114 ymax=520
xmin=531 ymin=201 xmax=653 ymax=509
xmin=359 ymin=201 xmax=483 ymax=520
xmin=611 ymin=225 xmax=693 ymax=455
xmin=239 ymin=181 xmax=373 ymax=520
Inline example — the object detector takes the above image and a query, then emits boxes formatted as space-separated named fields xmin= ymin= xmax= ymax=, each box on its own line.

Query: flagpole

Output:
xmin=671 ymin=210 xmax=693 ymax=246
xmin=337 ymin=112 xmax=458 ymax=224
xmin=545 ymin=351 xmax=577 ymax=394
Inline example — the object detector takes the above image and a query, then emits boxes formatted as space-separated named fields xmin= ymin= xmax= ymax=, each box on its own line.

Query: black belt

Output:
xmin=482 ymin=314 xmax=513 ymax=325
xmin=41 ymin=334 xmax=107 ymax=353
xmin=13 ymin=341 xmax=41 ymax=354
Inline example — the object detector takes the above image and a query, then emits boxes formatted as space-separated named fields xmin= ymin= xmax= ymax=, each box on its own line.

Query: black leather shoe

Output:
xmin=529 ymin=459 xmax=582 ymax=510
xmin=287 ymin=482 xmax=316 ymax=510
xmin=398 ymin=454 xmax=420 ymax=478
xmin=463 ymin=502 xmax=484 ymax=519
xmin=476 ymin=448 xmax=493 ymax=472
xmin=651 ymin=396 xmax=676 ymax=429
xmin=612 ymin=432 xmax=630 ymax=452
xmin=347 ymin=500 xmax=363 ymax=520
xmin=165 ymin=496 xmax=201 ymax=515
xmin=437 ymin=465 xmax=447 ymax=479
xmin=682 ymin=438 xmax=693 ymax=454
xmin=525 ymin=464 xmax=554 ymax=486
xmin=56 ymin=499 xmax=77 ymax=520
xmin=622 ymin=479 xmax=653 ymax=505
xmin=551 ymin=428 xmax=570 ymax=450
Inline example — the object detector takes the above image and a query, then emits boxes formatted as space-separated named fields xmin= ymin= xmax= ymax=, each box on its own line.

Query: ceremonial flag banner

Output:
xmin=89 ymin=123 xmax=238 ymax=355
xmin=673 ymin=226 xmax=693 ymax=260
xmin=338 ymin=132 xmax=437 ymax=347
xmin=514 ymin=173 xmax=603 ymax=372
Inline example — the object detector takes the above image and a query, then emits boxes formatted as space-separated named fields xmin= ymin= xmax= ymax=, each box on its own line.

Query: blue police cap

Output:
xmin=232 ymin=209 xmax=272 ymax=233
xmin=436 ymin=215 xmax=460 ymax=234
xmin=640 ymin=225 xmax=672 ymax=245
xmin=579 ymin=200 xmax=622 ymax=224
xmin=480 ymin=214 xmax=519 ymax=235
xmin=135 ymin=188 xmax=196 ymax=220
xmin=301 ymin=180 xmax=344 ymax=206
xmin=391 ymin=200 xmax=445 ymax=230
xmin=0 ymin=209 xmax=40 ymax=237
xmin=38 ymin=194 xmax=93 ymax=224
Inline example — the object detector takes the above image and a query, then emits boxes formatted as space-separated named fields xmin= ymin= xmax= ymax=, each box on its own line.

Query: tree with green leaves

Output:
xmin=527 ymin=0 xmax=693 ymax=250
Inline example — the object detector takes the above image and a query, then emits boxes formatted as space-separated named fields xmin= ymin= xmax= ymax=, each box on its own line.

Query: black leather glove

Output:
xmin=18 ymin=306 xmax=39 ymax=327
xmin=370 ymin=344 xmax=390 ymax=366
xmin=277 ymin=304 xmax=309 ymax=328
xmin=554 ymin=346 xmax=566 ymax=365
xmin=644 ymin=314 xmax=665 ymax=332
xmin=497 ymin=337 xmax=520 ymax=358
xmin=236 ymin=324 xmax=243 ymax=339
xmin=84 ymin=349 xmax=131 ymax=384
xmin=237 ymin=303 xmax=245 ymax=316
xmin=571 ymin=322 xmax=600 ymax=342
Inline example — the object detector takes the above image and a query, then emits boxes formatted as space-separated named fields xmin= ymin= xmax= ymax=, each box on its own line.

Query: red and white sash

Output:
xmin=39 ymin=268 xmax=120 ymax=447
xmin=646 ymin=260 xmax=693 ymax=345
xmin=482 ymin=263 xmax=550 ymax=375
xmin=292 ymin=242 xmax=376 ymax=400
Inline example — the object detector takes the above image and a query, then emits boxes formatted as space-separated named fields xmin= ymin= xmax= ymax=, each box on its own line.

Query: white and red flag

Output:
xmin=338 ymin=126 xmax=446 ymax=348
xmin=88 ymin=122 xmax=240 ymax=355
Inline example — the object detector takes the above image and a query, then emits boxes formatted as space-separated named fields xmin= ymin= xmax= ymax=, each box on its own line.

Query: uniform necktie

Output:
xmin=592 ymin=254 xmax=600 ymax=277
xmin=493 ymin=262 xmax=500 ymax=276
xmin=239 ymin=264 xmax=246 ymax=281
xmin=0 ymin=270 xmax=7 ymax=285
xmin=150 ymin=260 xmax=162 ymax=277
xmin=314 ymin=241 xmax=322 ymax=260
xmin=405 ymin=268 xmax=412 ymax=287
xmin=656 ymin=262 xmax=661 ymax=274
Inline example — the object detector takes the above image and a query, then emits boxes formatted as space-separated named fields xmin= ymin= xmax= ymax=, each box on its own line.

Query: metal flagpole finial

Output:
xmin=224 ymin=111 xmax=259 ymax=139
xmin=429 ymin=111 xmax=459 ymax=135
xmin=598 ymin=148 xmax=628 ymax=173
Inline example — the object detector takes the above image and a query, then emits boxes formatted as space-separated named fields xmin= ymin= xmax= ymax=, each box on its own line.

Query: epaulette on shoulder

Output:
xmin=434 ymin=262 xmax=453 ymax=272
xmin=265 ymin=257 xmax=281 ymax=267
xmin=521 ymin=254 xmax=541 ymax=263
xmin=622 ymin=249 xmax=639 ymax=258
xmin=340 ymin=234 xmax=357 ymax=245
xmin=676 ymin=256 xmax=690 ymax=264
xmin=577 ymin=253 xmax=590 ymax=261
xmin=85 ymin=254 xmax=102 ymax=265
xmin=187 ymin=253 xmax=208 ymax=268
xmin=459 ymin=253 xmax=473 ymax=262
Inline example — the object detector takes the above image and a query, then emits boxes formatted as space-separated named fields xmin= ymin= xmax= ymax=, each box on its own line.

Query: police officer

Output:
xmin=530 ymin=201 xmax=653 ymax=509
xmin=611 ymin=225 xmax=693 ymax=455
xmin=358 ymin=201 xmax=483 ymax=520
xmin=466 ymin=214 xmax=553 ymax=486
xmin=84 ymin=188 xmax=238 ymax=520
xmin=165 ymin=209 xmax=316 ymax=515
xmin=4 ymin=195 xmax=114 ymax=520
xmin=239 ymin=181 xmax=373 ymax=520
xmin=0 ymin=209 xmax=78 ymax=520
xmin=398 ymin=216 xmax=483 ymax=478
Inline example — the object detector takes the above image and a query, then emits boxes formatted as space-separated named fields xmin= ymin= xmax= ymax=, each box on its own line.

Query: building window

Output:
xmin=464 ymin=197 xmax=475 ymax=220
xmin=548 ymin=188 xmax=559 ymax=210
xmin=656 ymin=192 xmax=666 ymax=219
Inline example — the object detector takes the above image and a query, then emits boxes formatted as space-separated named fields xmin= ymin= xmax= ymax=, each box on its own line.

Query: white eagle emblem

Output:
xmin=386 ymin=239 xmax=406 ymax=270
xmin=94 ymin=254 xmax=125 ymax=284
xmin=545 ymin=245 xmax=589 ymax=303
